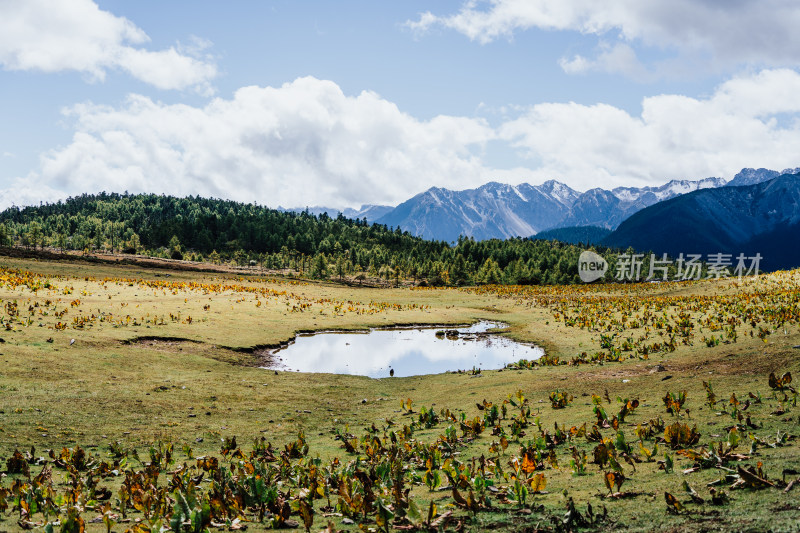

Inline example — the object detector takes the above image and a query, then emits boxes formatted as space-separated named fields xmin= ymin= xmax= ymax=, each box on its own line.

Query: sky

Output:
xmin=2 ymin=1 xmax=800 ymax=210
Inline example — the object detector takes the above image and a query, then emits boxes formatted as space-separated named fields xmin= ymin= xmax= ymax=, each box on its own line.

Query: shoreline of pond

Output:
xmin=259 ymin=320 xmax=545 ymax=378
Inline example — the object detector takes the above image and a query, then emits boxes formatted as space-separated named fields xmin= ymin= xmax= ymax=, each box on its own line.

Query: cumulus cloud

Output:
xmin=499 ymin=68 xmax=800 ymax=188
xmin=408 ymin=0 xmax=800 ymax=74
xmin=4 ymin=71 xmax=800 ymax=210
xmin=0 ymin=0 xmax=216 ymax=92
xmin=3 ymin=77 xmax=494 ymax=209
xmin=0 ymin=177 xmax=66 ymax=208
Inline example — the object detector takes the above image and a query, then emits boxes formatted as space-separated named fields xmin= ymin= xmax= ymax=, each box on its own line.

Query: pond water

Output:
xmin=266 ymin=321 xmax=544 ymax=378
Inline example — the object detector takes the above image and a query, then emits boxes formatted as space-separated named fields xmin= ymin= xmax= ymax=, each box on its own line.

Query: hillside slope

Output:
xmin=602 ymin=174 xmax=800 ymax=270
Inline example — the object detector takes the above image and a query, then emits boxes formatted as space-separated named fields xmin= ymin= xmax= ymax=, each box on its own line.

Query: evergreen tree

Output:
xmin=0 ymin=192 xmax=604 ymax=286
xmin=312 ymin=254 xmax=328 ymax=279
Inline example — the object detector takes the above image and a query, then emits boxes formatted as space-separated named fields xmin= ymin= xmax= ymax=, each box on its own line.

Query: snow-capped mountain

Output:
xmin=375 ymin=181 xmax=581 ymax=241
xmin=726 ymin=167 xmax=800 ymax=187
xmin=558 ymin=177 xmax=727 ymax=229
xmin=612 ymin=177 xmax=725 ymax=203
xmin=536 ymin=179 xmax=582 ymax=207
xmin=375 ymin=176 xmax=728 ymax=241
xmin=341 ymin=204 xmax=394 ymax=221
xmin=282 ymin=167 xmax=797 ymax=242
xmin=604 ymin=173 xmax=800 ymax=271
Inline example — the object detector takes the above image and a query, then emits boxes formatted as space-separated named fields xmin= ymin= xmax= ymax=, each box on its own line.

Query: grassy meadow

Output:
xmin=1 ymin=255 xmax=799 ymax=532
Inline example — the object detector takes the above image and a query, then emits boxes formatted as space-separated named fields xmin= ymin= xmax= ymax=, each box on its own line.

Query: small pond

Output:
xmin=266 ymin=321 xmax=543 ymax=378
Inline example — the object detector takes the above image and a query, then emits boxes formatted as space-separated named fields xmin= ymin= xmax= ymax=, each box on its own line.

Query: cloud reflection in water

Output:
xmin=268 ymin=321 xmax=543 ymax=378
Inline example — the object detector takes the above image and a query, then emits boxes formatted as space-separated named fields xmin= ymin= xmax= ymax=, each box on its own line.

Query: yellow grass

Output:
xmin=1 ymin=255 xmax=799 ymax=531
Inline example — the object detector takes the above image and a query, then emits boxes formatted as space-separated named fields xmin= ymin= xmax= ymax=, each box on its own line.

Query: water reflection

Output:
xmin=266 ymin=321 xmax=543 ymax=378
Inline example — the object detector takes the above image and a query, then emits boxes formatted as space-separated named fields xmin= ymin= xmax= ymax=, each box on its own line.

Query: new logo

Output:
xmin=578 ymin=250 xmax=608 ymax=283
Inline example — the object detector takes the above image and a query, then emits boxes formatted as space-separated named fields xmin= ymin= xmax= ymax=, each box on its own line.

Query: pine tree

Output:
xmin=312 ymin=254 xmax=328 ymax=279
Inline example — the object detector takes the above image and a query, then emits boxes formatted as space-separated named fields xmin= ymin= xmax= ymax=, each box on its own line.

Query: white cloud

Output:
xmin=4 ymin=71 xmax=800 ymax=210
xmin=2 ymin=77 xmax=494 ymax=209
xmin=0 ymin=177 xmax=66 ymax=208
xmin=0 ymin=0 xmax=216 ymax=92
xmin=409 ymin=1 xmax=800 ymax=74
xmin=499 ymin=68 xmax=800 ymax=188
xmin=559 ymin=42 xmax=649 ymax=79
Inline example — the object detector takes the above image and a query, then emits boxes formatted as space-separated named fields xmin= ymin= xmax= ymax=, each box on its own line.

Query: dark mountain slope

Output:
xmin=602 ymin=174 xmax=800 ymax=270
xmin=533 ymin=226 xmax=611 ymax=245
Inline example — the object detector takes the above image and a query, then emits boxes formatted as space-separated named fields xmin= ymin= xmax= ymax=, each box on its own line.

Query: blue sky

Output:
xmin=2 ymin=0 xmax=800 ymax=209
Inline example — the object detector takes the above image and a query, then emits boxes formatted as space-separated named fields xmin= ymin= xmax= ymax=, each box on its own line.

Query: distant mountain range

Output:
xmin=602 ymin=173 xmax=800 ymax=271
xmin=558 ymin=177 xmax=727 ymax=230
xmin=279 ymin=204 xmax=393 ymax=221
xmin=727 ymin=167 xmax=800 ymax=187
xmin=286 ymin=166 xmax=799 ymax=243
xmin=374 ymin=181 xmax=577 ymax=241
xmin=373 ymin=177 xmax=732 ymax=241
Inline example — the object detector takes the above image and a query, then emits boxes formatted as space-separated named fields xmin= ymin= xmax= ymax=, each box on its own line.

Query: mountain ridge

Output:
xmin=601 ymin=173 xmax=800 ymax=271
xmin=375 ymin=176 xmax=728 ymax=241
xmin=726 ymin=167 xmax=800 ymax=187
xmin=280 ymin=166 xmax=799 ymax=243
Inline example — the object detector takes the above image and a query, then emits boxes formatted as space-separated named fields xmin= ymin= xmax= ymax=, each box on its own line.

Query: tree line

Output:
xmin=0 ymin=192 xmax=608 ymax=285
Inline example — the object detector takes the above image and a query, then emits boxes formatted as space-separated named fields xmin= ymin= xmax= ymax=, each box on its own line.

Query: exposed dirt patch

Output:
xmin=0 ymin=246 xmax=233 ymax=274
xmin=0 ymin=246 xmax=418 ymax=287
xmin=125 ymin=336 xmax=202 ymax=349
xmin=123 ymin=336 xmax=276 ymax=368
xmin=478 ymin=305 xmax=508 ymax=314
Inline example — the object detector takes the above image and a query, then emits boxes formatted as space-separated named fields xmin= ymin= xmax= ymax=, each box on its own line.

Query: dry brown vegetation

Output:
xmin=0 ymin=256 xmax=799 ymax=532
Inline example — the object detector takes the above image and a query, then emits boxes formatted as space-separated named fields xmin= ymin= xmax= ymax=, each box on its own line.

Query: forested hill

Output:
xmin=0 ymin=192 xmax=594 ymax=285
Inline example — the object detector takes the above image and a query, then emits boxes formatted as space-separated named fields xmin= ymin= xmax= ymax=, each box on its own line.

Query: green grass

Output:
xmin=0 ymin=256 xmax=799 ymax=531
